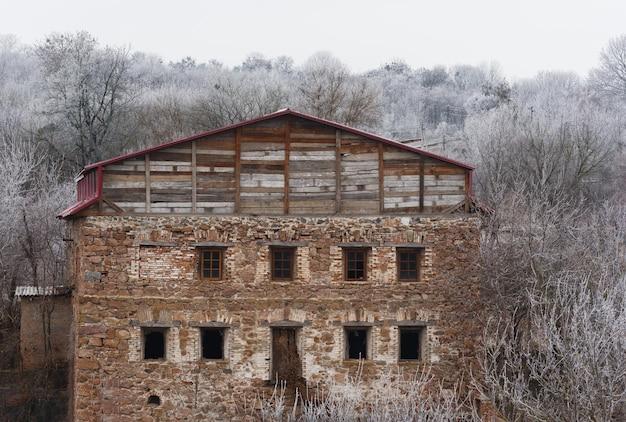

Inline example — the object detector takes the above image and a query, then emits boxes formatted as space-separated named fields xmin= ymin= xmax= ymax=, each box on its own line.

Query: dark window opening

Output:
xmin=397 ymin=248 xmax=421 ymax=281
xmin=201 ymin=328 xmax=225 ymax=359
xmin=200 ymin=249 xmax=223 ymax=280
xmin=346 ymin=328 xmax=369 ymax=359
xmin=344 ymin=248 xmax=368 ymax=281
xmin=147 ymin=395 xmax=161 ymax=406
xmin=143 ymin=328 xmax=166 ymax=360
xmin=399 ymin=327 xmax=423 ymax=360
xmin=271 ymin=247 xmax=295 ymax=280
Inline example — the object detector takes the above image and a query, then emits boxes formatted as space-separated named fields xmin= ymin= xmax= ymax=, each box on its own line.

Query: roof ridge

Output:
xmin=80 ymin=109 xmax=474 ymax=173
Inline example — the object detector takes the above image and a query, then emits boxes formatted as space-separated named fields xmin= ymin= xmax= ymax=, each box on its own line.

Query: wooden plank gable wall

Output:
xmin=97 ymin=116 xmax=469 ymax=216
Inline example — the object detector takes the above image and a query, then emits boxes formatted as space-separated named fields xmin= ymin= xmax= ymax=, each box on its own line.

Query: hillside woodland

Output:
xmin=0 ymin=32 xmax=624 ymax=420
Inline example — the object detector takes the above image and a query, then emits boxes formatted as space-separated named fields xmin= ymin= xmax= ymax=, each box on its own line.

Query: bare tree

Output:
xmin=465 ymin=89 xmax=619 ymax=205
xmin=477 ymin=270 xmax=626 ymax=421
xmin=298 ymin=52 xmax=381 ymax=128
xmin=590 ymin=35 xmax=626 ymax=100
xmin=35 ymin=31 xmax=136 ymax=168
xmin=189 ymin=70 xmax=291 ymax=130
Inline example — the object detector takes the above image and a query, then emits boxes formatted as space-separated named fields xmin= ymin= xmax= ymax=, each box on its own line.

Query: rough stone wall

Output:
xmin=20 ymin=295 xmax=72 ymax=370
xmin=70 ymin=215 xmax=481 ymax=421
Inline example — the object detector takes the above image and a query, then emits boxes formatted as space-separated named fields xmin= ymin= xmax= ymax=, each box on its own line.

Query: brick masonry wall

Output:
xmin=70 ymin=215 xmax=481 ymax=421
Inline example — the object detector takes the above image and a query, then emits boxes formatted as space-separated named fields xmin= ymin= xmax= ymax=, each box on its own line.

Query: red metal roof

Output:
xmin=60 ymin=109 xmax=474 ymax=218
xmin=58 ymin=196 xmax=100 ymax=219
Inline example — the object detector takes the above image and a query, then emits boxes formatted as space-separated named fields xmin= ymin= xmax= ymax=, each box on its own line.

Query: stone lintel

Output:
xmin=130 ymin=320 xmax=181 ymax=328
xmin=392 ymin=320 xmax=432 ymax=326
xmin=191 ymin=242 xmax=233 ymax=248
xmin=136 ymin=241 xmax=177 ymax=247
xmin=263 ymin=320 xmax=310 ymax=327
xmin=340 ymin=321 xmax=377 ymax=327
xmin=334 ymin=320 xmax=433 ymax=327
xmin=337 ymin=242 xmax=377 ymax=248
xmin=189 ymin=321 xmax=232 ymax=328
xmin=259 ymin=241 xmax=309 ymax=247
xmin=384 ymin=243 xmax=427 ymax=248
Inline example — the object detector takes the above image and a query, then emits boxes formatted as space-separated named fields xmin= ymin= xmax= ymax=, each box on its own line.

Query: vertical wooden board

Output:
xmin=191 ymin=143 xmax=197 ymax=213
xmin=464 ymin=170 xmax=471 ymax=212
xmin=335 ymin=130 xmax=341 ymax=213
xmin=419 ymin=158 xmax=425 ymax=212
xmin=378 ymin=143 xmax=384 ymax=213
xmin=235 ymin=128 xmax=241 ymax=213
xmin=145 ymin=153 xmax=151 ymax=212
xmin=284 ymin=121 xmax=290 ymax=215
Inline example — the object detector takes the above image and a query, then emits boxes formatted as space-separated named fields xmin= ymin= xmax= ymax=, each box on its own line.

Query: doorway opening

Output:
xmin=271 ymin=327 xmax=303 ymax=390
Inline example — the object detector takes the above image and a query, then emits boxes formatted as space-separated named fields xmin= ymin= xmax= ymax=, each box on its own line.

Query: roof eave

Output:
xmin=58 ymin=196 xmax=100 ymax=219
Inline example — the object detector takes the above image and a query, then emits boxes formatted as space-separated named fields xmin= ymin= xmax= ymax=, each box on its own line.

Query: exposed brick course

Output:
xmin=70 ymin=215 xmax=481 ymax=420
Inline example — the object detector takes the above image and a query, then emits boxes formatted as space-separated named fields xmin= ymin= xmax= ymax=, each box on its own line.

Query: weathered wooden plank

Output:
xmin=196 ymin=180 xmax=236 ymax=189
xmin=335 ymin=130 xmax=341 ymax=214
xmin=289 ymin=142 xmax=336 ymax=150
xmin=240 ymin=152 xmax=285 ymax=161
xmin=191 ymin=142 xmax=197 ymax=213
xmin=235 ymin=128 xmax=241 ymax=213
xmin=419 ymin=157 xmax=425 ymax=212
xmin=284 ymin=120 xmax=290 ymax=215
xmin=145 ymin=153 xmax=151 ymax=212
xmin=196 ymin=166 xmax=235 ymax=173
xmin=464 ymin=171 xmax=471 ymax=213
xmin=289 ymin=161 xmax=336 ymax=173
xmin=195 ymin=138 xmax=235 ymax=150
xmin=378 ymin=143 xmax=384 ymax=213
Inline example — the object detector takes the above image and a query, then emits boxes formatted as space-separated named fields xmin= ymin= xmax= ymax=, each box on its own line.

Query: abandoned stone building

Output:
xmin=59 ymin=109 xmax=481 ymax=420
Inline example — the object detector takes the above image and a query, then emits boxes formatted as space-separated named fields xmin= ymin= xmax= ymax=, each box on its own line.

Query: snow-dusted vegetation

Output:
xmin=0 ymin=31 xmax=624 ymax=420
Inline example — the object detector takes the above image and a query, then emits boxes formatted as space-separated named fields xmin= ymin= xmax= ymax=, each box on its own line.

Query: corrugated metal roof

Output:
xmin=14 ymin=286 xmax=70 ymax=297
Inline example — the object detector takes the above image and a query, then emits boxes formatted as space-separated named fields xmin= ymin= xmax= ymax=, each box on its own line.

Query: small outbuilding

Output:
xmin=15 ymin=286 xmax=72 ymax=370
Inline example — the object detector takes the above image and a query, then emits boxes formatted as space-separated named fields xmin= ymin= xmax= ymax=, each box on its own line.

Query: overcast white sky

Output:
xmin=1 ymin=0 xmax=625 ymax=80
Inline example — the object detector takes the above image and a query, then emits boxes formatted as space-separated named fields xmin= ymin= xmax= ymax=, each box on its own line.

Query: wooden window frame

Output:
xmin=270 ymin=247 xmax=296 ymax=281
xmin=199 ymin=248 xmax=224 ymax=281
xmin=396 ymin=248 xmax=422 ymax=282
xmin=398 ymin=326 xmax=425 ymax=361
xmin=343 ymin=248 xmax=369 ymax=281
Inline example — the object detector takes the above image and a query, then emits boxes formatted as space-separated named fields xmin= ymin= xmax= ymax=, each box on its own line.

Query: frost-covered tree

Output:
xmin=35 ymin=31 xmax=136 ymax=168
xmin=297 ymin=52 xmax=380 ymax=128
xmin=590 ymin=34 xmax=626 ymax=100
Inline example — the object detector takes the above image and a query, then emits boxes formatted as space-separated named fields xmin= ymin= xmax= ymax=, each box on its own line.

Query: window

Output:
xmin=200 ymin=248 xmax=223 ymax=280
xmin=200 ymin=328 xmax=225 ymax=360
xmin=271 ymin=247 xmax=295 ymax=281
xmin=344 ymin=248 xmax=368 ymax=281
xmin=143 ymin=328 xmax=167 ymax=360
xmin=397 ymin=248 xmax=421 ymax=281
xmin=399 ymin=327 xmax=423 ymax=360
xmin=345 ymin=327 xmax=369 ymax=360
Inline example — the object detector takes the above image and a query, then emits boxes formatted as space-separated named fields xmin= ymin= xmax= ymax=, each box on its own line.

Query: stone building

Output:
xmin=59 ymin=109 xmax=482 ymax=420
xmin=15 ymin=286 xmax=71 ymax=370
